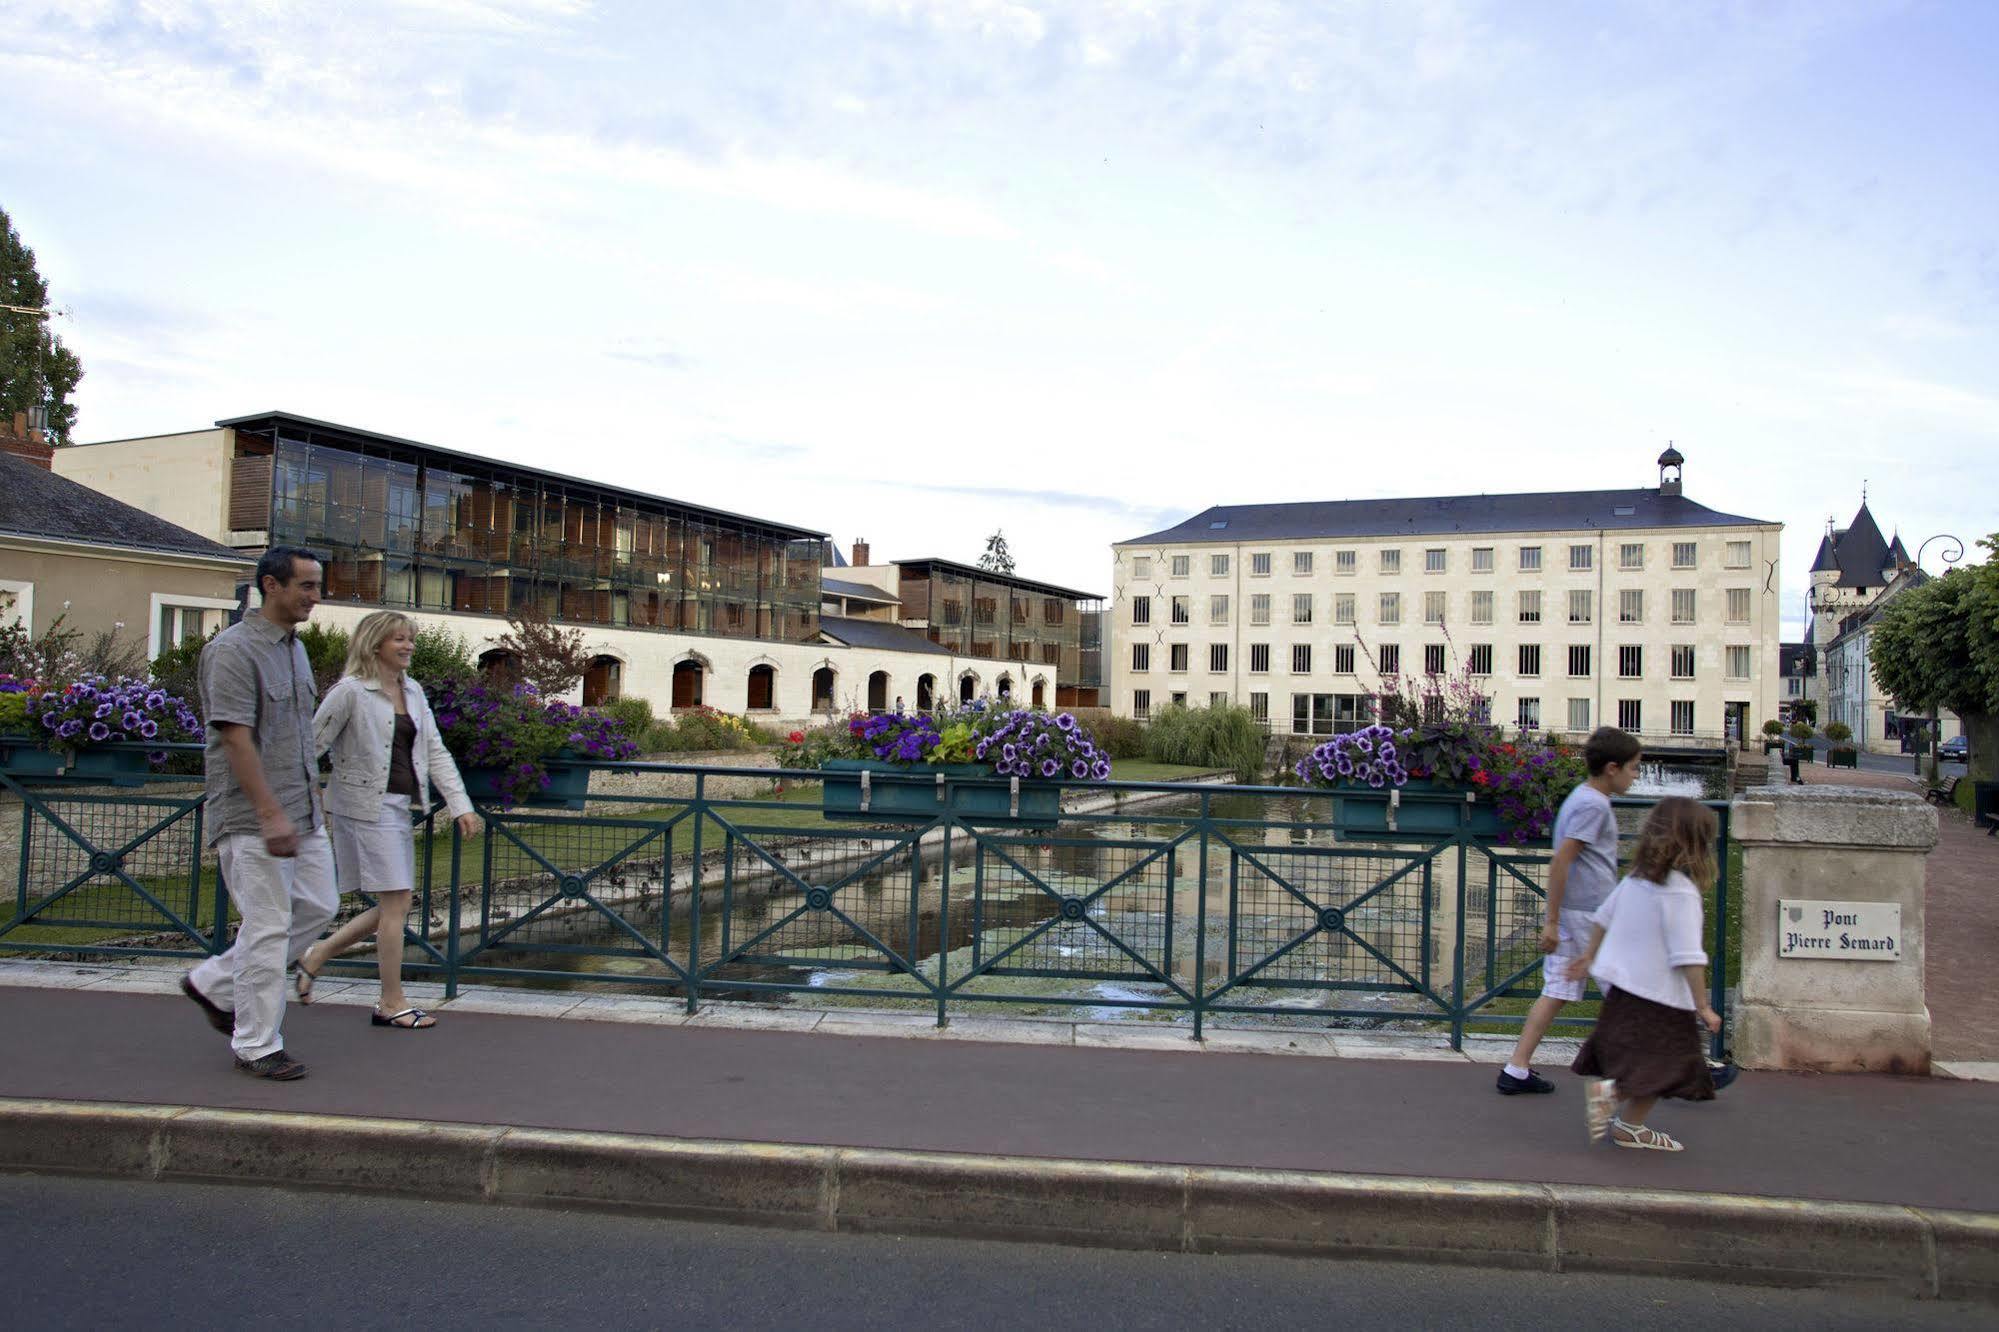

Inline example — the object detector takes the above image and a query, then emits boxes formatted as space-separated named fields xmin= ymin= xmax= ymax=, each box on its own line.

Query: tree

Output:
xmin=976 ymin=529 xmax=1016 ymax=574
xmin=492 ymin=604 xmax=592 ymax=698
xmin=0 ymin=207 xmax=84 ymax=446
xmin=1871 ymin=539 xmax=1999 ymax=781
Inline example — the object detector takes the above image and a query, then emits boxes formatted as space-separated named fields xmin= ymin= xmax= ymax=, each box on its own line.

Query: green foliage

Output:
xmin=1 ymin=207 xmax=84 ymax=446
xmin=1085 ymin=714 xmax=1147 ymax=760
xmin=149 ymin=629 xmax=217 ymax=718
xmin=296 ymin=623 xmax=349 ymax=696
xmin=1141 ymin=702 xmax=1267 ymax=783
xmin=0 ymin=688 xmax=28 ymax=733
xmin=600 ymin=695 xmax=655 ymax=739
xmin=1824 ymin=721 xmax=1853 ymax=744
xmin=639 ymin=705 xmax=770 ymax=753
xmin=1788 ymin=720 xmax=1813 ymax=740
xmin=975 ymin=529 xmax=1016 ymax=574
xmin=410 ymin=623 xmax=475 ymax=689
xmin=1871 ymin=555 xmax=1998 ymax=720
xmin=1762 ymin=719 xmax=1784 ymax=737
xmin=0 ymin=610 xmax=83 ymax=684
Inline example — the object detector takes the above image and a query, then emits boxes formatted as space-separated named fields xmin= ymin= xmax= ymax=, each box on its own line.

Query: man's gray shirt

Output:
xmin=198 ymin=612 xmax=321 ymax=847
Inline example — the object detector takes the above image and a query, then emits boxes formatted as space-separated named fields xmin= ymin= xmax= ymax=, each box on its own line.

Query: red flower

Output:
xmin=787 ymin=730 xmax=805 ymax=744
xmin=1471 ymin=769 xmax=1492 ymax=787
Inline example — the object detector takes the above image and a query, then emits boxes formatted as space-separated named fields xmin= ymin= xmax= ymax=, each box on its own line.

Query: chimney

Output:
xmin=852 ymin=538 xmax=870 ymax=567
xmin=1 ymin=411 xmax=54 ymax=469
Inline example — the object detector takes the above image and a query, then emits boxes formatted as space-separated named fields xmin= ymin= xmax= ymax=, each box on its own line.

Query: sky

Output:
xmin=2 ymin=0 xmax=1995 ymax=634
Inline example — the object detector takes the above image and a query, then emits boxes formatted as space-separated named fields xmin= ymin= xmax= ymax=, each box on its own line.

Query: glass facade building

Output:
xmin=230 ymin=413 xmax=825 ymax=643
xmin=892 ymin=558 xmax=1104 ymax=705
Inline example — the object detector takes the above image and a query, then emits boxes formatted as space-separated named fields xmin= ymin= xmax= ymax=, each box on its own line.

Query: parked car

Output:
xmin=1937 ymin=735 xmax=1968 ymax=762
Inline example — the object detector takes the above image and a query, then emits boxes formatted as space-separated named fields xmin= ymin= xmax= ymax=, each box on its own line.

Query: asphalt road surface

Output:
xmin=0 ymin=1174 xmax=1982 ymax=1330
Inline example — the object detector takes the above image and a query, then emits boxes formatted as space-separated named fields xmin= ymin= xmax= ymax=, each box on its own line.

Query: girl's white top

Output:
xmin=1586 ymin=870 xmax=1708 ymax=1010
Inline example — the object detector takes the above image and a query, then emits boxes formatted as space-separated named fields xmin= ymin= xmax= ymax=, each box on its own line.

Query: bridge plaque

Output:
xmin=1777 ymin=900 xmax=1901 ymax=961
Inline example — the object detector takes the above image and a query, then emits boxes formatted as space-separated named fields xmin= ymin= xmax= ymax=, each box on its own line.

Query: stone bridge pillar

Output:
xmin=1731 ymin=785 xmax=1936 ymax=1074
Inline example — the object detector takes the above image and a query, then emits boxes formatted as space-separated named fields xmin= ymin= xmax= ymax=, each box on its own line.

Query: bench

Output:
xmin=1975 ymin=781 xmax=1999 ymax=837
xmin=1923 ymin=776 xmax=1961 ymax=807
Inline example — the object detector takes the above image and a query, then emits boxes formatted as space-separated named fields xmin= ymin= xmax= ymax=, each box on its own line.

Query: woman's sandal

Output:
xmin=1610 ymin=1118 xmax=1683 ymax=1152
xmin=1585 ymin=1079 xmax=1618 ymax=1144
xmin=294 ymin=953 xmax=321 ymax=1005
xmin=372 ymin=1007 xmax=436 ymax=1030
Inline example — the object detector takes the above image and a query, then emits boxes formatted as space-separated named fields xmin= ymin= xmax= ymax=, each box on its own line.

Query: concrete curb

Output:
xmin=2 ymin=1097 xmax=1993 ymax=1302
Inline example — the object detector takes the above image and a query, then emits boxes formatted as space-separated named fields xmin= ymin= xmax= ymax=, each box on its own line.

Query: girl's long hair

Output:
xmin=343 ymin=611 xmax=415 ymax=683
xmin=1629 ymin=795 xmax=1718 ymax=890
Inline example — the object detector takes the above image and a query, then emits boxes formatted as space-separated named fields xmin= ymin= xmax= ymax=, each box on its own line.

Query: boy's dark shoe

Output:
xmin=180 ymin=973 xmax=233 ymax=1035
xmin=1708 ymin=1060 xmax=1740 ymax=1092
xmin=234 ymin=1050 xmax=307 ymax=1081
xmin=1495 ymin=1069 xmax=1555 ymax=1095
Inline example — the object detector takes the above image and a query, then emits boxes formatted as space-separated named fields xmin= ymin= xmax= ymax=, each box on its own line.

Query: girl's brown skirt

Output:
xmin=1571 ymin=987 xmax=1715 ymax=1102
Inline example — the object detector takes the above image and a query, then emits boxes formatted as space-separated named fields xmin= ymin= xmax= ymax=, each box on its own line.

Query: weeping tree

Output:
xmin=1870 ymin=538 xmax=1999 ymax=783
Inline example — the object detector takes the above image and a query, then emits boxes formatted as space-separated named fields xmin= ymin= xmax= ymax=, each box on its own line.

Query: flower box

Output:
xmin=820 ymin=759 xmax=1061 ymax=828
xmin=1328 ymin=778 xmax=1502 ymax=837
xmin=1827 ymin=747 xmax=1860 ymax=770
xmin=462 ymin=754 xmax=591 ymax=811
xmin=65 ymin=745 xmax=156 ymax=786
xmin=0 ymin=739 xmax=67 ymax=778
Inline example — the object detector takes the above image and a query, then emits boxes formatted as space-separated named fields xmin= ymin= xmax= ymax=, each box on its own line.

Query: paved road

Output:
xmin=0 ymin=1174 xmax=1981 ymax=1330
xmin=8 ymin=988 xmax=1999 ymax=1212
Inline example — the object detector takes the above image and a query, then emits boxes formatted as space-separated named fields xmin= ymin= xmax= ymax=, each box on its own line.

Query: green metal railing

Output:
xmin=0 ymin=749 xmax=1733 ymax=1054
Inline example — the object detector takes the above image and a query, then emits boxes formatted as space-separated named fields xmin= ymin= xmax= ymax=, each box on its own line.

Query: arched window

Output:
xmin=582 ymin=655 xmax=623 ymax=706
xmin=747 ymin=663 xmax=776 ymax=711
xmin=959 ymin=673 xmax=977 ymax=703
xmin=1030 ymin=678 xmax=1046 ymax=709
xmin=996 ymin=674 xmax=1013 ymax=701
xmin=867 ymin=670 xmax=889 ymax=713
xmin=916 ymin=673 xmax=936 ymax=712
xmin=478 ymin=649 xmax=519 ymax=684
xmin=811 ymin=666 xmax=836 ymax=713
xmin=671 ymin=659 xmax=705 ymax=709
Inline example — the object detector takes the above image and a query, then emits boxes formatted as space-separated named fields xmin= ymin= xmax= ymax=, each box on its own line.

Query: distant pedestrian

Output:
xmin=1494 ymin=726 xmax=1643 ymax=1096
xmin=1782 ymin=734 xmax=1803 ymax=783
xmin=1567 ymin=797 xmax=1722 ymax=1151
xmin=296 ymin=612 xmax=479 ymax=1029
xmin=179 ymin=548 xmax=339 ymax=1081
xmin=894 ymin=694 xmax=905 ymax=713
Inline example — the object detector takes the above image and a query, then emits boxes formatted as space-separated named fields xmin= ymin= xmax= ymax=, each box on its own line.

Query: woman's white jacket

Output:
xmin=312 ymin=674 xmax=474 ymax=823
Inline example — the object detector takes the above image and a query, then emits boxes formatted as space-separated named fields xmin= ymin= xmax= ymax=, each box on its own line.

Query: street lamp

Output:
xmin=1910 ymin=534 xmax=1965 ymax=781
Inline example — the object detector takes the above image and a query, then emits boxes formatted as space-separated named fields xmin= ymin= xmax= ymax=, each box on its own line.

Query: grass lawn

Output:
xmin=1106 ymin=760 xmax=1232 ymax=782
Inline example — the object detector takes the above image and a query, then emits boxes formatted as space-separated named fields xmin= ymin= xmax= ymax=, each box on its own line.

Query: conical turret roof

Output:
xmin=1834 ymin=503 xmax=1891 ymax=588
xmin=1810 ymin=532 xmax=1839 ymax=573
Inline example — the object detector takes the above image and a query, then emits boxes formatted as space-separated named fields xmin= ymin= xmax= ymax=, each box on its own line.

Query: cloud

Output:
xmin=891 ymin=479 xmax=1183 ymax=530
xmin=1880 ymin=312 xmax=1973 ymax=343
xmin=606 ymin=343 xmax=693 ymax=372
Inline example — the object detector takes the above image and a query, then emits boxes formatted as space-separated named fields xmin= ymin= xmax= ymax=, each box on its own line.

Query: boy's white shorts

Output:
xmin=1540 ymin=908 xmax=1597 ymax=1002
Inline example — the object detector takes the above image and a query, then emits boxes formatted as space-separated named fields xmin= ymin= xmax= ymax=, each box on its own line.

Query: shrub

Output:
xmin=1824 ymin=721 xmax=1853 ymax=745
xmin=150 ymin=629 xmax=217 ymax=718
xmin=1142 ymin=703 xmax=1267 ymax=784
xmin=1762 ymin=719 xmax=1784 ymax=737
xmin=600 ymin=695 xmax=655 ymax=738
xmin=297 ymin=623 xmax=350 ymax=696
xmin=410 ymin=623 xmax=476 ymax=690
xmin=489 ymin=605 xmax=592 ymax=697
xmin=1086 ymin=714 xmax=1147 ymax=760
xmin=1788 ymin=720 xmax=1814 ymax=740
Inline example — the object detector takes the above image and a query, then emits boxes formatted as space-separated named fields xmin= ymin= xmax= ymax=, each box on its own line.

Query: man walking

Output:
xmin=179 ymin=548 xmax=338 ymax=1080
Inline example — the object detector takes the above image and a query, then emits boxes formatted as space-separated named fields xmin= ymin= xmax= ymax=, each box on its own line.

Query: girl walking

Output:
xmin=1567 ymin=796 xmax=1721 ymax=1151
xmin=301 ymin=612 xmax=479 ymax=1029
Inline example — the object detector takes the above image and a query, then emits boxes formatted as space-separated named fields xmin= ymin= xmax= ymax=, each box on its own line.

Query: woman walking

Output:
xmin=1567 ymin=796 xmax=1722 ymax=1152
xmin=300 ymin=612 xmax=478 ymax=1029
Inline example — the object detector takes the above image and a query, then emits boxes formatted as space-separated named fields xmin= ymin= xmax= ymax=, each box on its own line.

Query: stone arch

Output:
xmin=746 ymin=660 xmax=778 ymax=712
xmin=671 ymin=651 xmax=710 ymax=710
xmin=582 ymin=652 xmax=626 ymax=707
xmin=1030 ymin=676 xmax=1047 ymax=709
xmin=811 ymin=663 xmax=838 ymax=714
xmin=867 ymin=670 xmax=890 ymax=713
xmin=996 ymin=672 xmax=1014 ymax=702
xmin=916 ymin=673 xmax=937 ymax=712
xmin=477 ymin=647 xmax=519 ymax=683
xmin=958 ymin=670 xmax=980 ymax=703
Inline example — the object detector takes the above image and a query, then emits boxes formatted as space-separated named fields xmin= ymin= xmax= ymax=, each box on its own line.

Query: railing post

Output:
xmin=686 ymin=771 xmax=704 ymax=1014
xmin=1449 ymin=825 xmax=1468 ymax=1051
xmin=935 ymin=807 xmax=952 ymax=1029
xmin=1193 ymin=788 xmax=1210 ymax=1042
xmin=445 ymin=816 xmax=462 ymax=1000
xmin=1710 ymin=808 xmax=1730 ymax=1061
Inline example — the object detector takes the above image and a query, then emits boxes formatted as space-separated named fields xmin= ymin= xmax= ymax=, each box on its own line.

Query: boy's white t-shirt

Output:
xmin=1586 ymin=870 xmax=1708 ymax=1010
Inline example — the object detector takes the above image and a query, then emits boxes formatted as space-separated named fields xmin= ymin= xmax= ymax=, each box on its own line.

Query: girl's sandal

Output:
xmin=372 ymin=1007 xmax=436 ymax=1030
xmin=1611 ymin=1119 xmax=1684 ymax=1152
xmin=294 ymin=953 xmax=322 ymax=1005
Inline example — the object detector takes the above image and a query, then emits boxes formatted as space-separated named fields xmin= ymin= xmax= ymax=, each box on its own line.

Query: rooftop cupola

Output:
xmin=1657 ymin=444 xmax=1684 ymax=497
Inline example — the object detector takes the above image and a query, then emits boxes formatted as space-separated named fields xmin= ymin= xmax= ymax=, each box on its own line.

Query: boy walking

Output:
xmin=1495 ymin=726 xmax=1643 ymax=1095
xmin=179 ymin=548 xmax=339 ymax=1081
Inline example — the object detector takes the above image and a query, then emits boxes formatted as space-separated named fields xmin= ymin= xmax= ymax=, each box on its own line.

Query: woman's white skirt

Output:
xmin=329 ymin=793 xmax=418 ymax=895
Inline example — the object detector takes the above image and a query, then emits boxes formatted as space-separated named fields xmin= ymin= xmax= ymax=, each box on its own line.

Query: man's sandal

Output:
xmin=1611 ymin=1119 xmax=1683 ymax=1152
xmin=372 ymin=1007 xmax=436 ymax=1029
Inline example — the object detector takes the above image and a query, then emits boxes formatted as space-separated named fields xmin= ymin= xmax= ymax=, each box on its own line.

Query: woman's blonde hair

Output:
xmin=1629 ymin=795 xmax=1719 ymax=890
xmin=344 ymin=611 xmax=416 ymax=682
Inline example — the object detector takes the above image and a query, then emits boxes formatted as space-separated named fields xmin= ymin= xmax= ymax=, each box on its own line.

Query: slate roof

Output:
xmin=819 ymin=615 xmax=952 ymax=656
xmin=891 ymin=556 xmax=1103 ymax=602
xmin=821 ymin=577 xmax=900 ymax=605
xmin=1779 ymin=642 xmax=1812 ymax=677
xmin=1120 ymin=488 xmax=1772 ymax=546
xmin=0 ymin=453 xmax=251 ymax=565
xmin=1812 ymin=503 xmax=1899 ymax=591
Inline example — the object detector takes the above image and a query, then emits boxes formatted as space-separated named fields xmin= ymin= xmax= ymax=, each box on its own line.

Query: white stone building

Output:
xmin=1108 ymin=448 xmax=1783 ymax=744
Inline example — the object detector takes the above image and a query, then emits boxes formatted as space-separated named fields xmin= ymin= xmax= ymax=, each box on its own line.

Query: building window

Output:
xmin=1726 ymin=645 xmax=1751 ymax=680
xmin=1171 ymin=595 xmax=1190 ymax=625
xmin=1424 ymin=591 xmax=1446 ymax=625
xmin=1250 ymin=552 xmax=1271 ymax=576
xmin=1131 ymin=643 xmax=1150 ymax=673
xmin=1171 ymin=692 xmax=1188 ymax=707
xmin=1619 ymin=542 xmax=1645 ymax=571
xmin=1568 ymin=589 xmax=1593 ymax=624
xmin=1210 ymin=594 xmax=1229 ymax=624
xmin=1249 ymin=692 xmax=1269 ymax=723
xmin=1519 ymin=591 xmax=1542 ymax=623
xmin=1210 ymin=691 xmax=1229 ymax=707
xmin=1726 ymin=588 xmax=1751 ymax=624
xmin=1567 ymin=698 xmax=1591 ymax=732
xmin=1334 ymin=592 xmax=1355 ymax=625
xmin=1294 ymin=551 xmax=1315 ymax=575
xmin=1133 ymin=689 xmax=1151 ymax=721
xmin=1334 ymin=550 xmax=1355 ymax=575
xmin=1425 ymin=547 xmax=1447 ymax=573
xmin=1378 ymin=644 xmax=1400 ymax=675
xmin=1618 ymin=698 xmax=1643 ymax=731
xmin=1335 ymin=693 xmax=1375 ymax=733
xmin=1620 ymin=589 xmax=1644 ymax=623
xmin=1672 ymin=541 xmax=1697 ymax=569
xmin=1519 ymin=545 xmax=1543 ymax=572
xmin=1725 ymin=540 xmax=1752 ymax=569
xmin=1380 ymin=548 xmax=1402 ymax=575
xmin=1569 ymin=544 xmax=1594 ymax=572
xmin=1672 ymin=588 xmax=1695 ymax=624
xmin=1292 ymin=593 xmax=1314 ymax=625
xmin=1468 ymin=643 xmax=1493 ymax=676
xmin=1132 ymin=556 xmax=1152 ymax=580
xmin=1170 ymin=643 xmax=1189 ymax=673
xmin=1470 ymin=590 xmax=1493 ymax=625
xmin=1424 ymin=643 xmax=1447 ymax=675
xmin=1518 ymin=696 xmax=1541 ymax=729
xmin=1291 ymin=694 xmax=1319 ymax=736
xmin=1671 ymin=645 xmax=1695 ymax=679
xmin=1568 ymin=644 xmax=1591 ymax=677
xmin=1619 ymin=645 xmax=1643 ymax=678
xmin=1335 ymin=643 xmax=1356 ymax=674
xmin=1209 ymin=644 xmax=1229 ymax=673
xmin=1171 ymin=555 xmax=1190 ymax=577
xmin=1471 ymin=546 xmax=1494 ymax=573
xmin=1210 ymin=554 xmax=1230 ymax=577
xmin=1671 ymin=700 xmax=1695 ymax=736
xmin=1131 ymin=596 xmax=1151 ymax=625
xmin=1291 ymin=644 xmax=1312 ymax=674
xmin=1519 ymin=643 xmax=1541 ymax=677
xmin=1249 ymin=643 xmax=1270 ymax=674
xmin=1250 ymin=593 xmax=1270 ymax=625
xmin=1379 ymin=592 xmax=1401 ymax=625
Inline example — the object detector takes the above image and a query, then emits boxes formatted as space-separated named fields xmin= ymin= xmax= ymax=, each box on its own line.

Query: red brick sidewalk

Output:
xmin=1789 ymin=762 xmax=1997 ymax=1062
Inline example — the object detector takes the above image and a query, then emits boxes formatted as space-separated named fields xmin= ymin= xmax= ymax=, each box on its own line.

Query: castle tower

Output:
xmin=1806 ymin=500 xmax=1896 ymax=705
